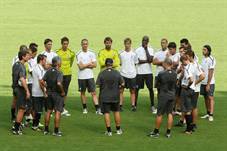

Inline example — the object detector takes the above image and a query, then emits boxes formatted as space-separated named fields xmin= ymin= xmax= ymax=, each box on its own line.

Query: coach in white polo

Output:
xmin=40 ymin=38 xmax=58 ymax=69
xmin=135 ymin=36 xmax=156 ymax=113
xmin=76 ymin=39 xmax=101 ymax=114
xmin=31 ymin=54 xmax=47 ymax=130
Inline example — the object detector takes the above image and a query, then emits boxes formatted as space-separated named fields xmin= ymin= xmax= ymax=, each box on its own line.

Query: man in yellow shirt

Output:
xmin=56 ymin=37 xmax=75 ymax=116
xmin=98 ymin=37 xmax=120 ymax=70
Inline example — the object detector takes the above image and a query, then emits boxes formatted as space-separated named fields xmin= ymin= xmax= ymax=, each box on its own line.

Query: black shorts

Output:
xmin=191 ymin=92 xmax=199 ymax=109
xmin=157 ymin=96 xmax=174 ymax=116
xmin=46 ymin=92 xmax=64 ymax=113
xmin=101 ymin=102 xmax=120 ymax=114
xmin=136 ymin=74 xmax=153 ymax=89
xmin=14 ymin=87 xmax=28 ymax=110
xmin=154 ymin=76 xmax=158 ymax=89
xmin=32 ymin=97 xmax=45 ymax=113
xmin=123 ymin=76 xmax=137 ymax=90
xmin=180 ymin=88 xmax=194 ymax=113
xmin=176 ymin=83 xmax=182 ymax=97
xmin=200 ymin=84 xmax=215 ymax=97
xmin=63 ymin=75 xmax=72 ymax=96
xmin=78 ymin=78 xmax=96 ymax=93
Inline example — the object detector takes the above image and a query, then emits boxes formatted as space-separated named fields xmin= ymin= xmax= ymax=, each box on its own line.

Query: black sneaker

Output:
xmin=53 ymin=131 xmax=62 ymax=137
xmin=148 ymin=131 xmax=159 ymax=138
xmin=175 ymin=121 xmax=184 ymax=127
xmin=12 ymin=129 xmax=23 ymax=135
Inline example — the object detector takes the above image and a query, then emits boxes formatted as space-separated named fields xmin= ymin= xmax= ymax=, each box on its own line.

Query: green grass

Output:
xmin=0 ymin=0 xmax=227 ymax=150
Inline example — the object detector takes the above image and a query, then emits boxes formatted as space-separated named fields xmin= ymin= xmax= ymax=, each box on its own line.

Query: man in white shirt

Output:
xmin=31 ymin=54 xmax=47 ymax=131
xmin=135 ymin=36 xmax=156 ymax=113
xmin=40 ymin=38 xmax=58 ymax=70
xmin=76 ymin=39 xmax=101 ymax=114
xmin=200 ymin=45 xmax=216 ymax=122
xmin=119 ymin=38 xmax=138 ymax=112
xmin=168 ymin=42 xmax=180 ymax=71
xmin=153 ymin=38 xmax=168 ymax=92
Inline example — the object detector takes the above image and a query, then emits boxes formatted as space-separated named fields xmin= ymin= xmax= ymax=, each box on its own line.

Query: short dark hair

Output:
xmin=18 ymin=45 xmax=29 ymax=60
xmin=168 ymin=42 xmax=177 ymax=49
xmin=104 ymin=37 xmax=112 ymax=43
xmin=185 ymin=50 xmax=195 ymax=58
xmin=180 ymin=54 xmax=189 ymax=63
xmin=37 ymin=54 xmax=47 ymax=63
xmin=52 ymin=56 xmax=61 ymax=67
xmin=124 ymin=38 xmax=132 ymax=44
xmin=29 ymin=43 xmax=38 ymax=53
xmin=44 ymin=38 xmax=52 ymax=45
xmin=81 ymin=38 xmax=88 ymax=44
xmin=204 ymin=45 xmax=212 ymax=56
xmin=180 ymin=38 xmax=189 ymax=44
xmin=61 ymin=36 xmax=69 ymax=44
xmin=105 ymin=58 xmax=113 ymax=66
xmin=142 ymin=36 xmax=149 ymax=42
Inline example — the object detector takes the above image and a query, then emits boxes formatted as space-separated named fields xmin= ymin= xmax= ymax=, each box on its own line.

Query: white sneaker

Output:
xmin=105 ymin=131 xmax=112 ymax=136
xmin=151 ymin=106 xmax=157 ymax=114
xmin=61 ymin=109 xmax=71 ymax=116
xmin=201 ymin=114 xmax=209 ymax=119
xmin=38 ymin=123 xmax=44 ymax=127
xmin=96 ymin=109 xmax=103 ymax=115
xmin=208 ymin=116 xmax=214 ymax=122
xmin=116 ymin=129 xmax=123 ymax=135
xmin=83 ymin=108 xmax=88 ymax=114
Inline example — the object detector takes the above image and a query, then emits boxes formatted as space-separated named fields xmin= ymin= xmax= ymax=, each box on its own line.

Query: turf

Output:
xmin=0 ymin=0 xmax=227 ymax=151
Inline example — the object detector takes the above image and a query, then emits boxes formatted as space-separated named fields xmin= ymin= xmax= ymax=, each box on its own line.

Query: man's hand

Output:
xmin=26 ymin=90 xmax=30 ymax=100
xmin=206 ymin=84 xmax=210 ymax=92
xmin=61 ymin=92 xmax=65 ymax=97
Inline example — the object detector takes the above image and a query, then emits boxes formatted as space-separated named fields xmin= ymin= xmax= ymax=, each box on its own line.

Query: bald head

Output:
xmin=142 ymin=36 xmax=149 ymax=48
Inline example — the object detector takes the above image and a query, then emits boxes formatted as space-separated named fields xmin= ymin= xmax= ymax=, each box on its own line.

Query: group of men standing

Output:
xmin=11 ymin=36 xmax=216 ymax=138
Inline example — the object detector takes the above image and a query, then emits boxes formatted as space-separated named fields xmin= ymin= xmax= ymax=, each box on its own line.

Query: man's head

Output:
xmin=185 ymin=50 xmax=195 ymax=62
xmin=203 ymin=45 xmax=212 ymax=57
xmin=161 ymin=38 xmax=168 ymax=50
xmin=180 ymin=38 xmax=189 ymax=47
xmin=29 ymin=43 xmax=38 ymax=59
xmin=52 ymin=56 xmax=62 ymax=68
xmin=179 ymin=46 xmax=185 ymax=57
xmin=44 ymin=38 xmax=53 ymax=51
xmin=142 ymin=36 xmax=149 ymax=48
xmin=61 ymin=36 xmax=69 ymax=50
xmin=37 ymin=54 xmax=47 ymax=67
xmin=163 ymin=57 xmax=173 ymax=69
xmin=104 ymin=37 xmax=112 ymax=50
xmin=18 ymin=45 xmax=30 ymax=62
xmin=105 ymin=58 xmax=113 ymax=68
xmin=81 ymin=39 xmax=89 ymax=51
xmin=124 ymin=38 xmax=132 ymax=51
xmin=180 ymin=54 xmax=190 ymax=66
xmin=168 ymin=42 xmax=177 ymax=55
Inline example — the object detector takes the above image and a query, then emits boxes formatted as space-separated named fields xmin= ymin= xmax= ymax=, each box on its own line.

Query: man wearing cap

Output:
xmin=96 ymin=58 xmax=124 ymax=136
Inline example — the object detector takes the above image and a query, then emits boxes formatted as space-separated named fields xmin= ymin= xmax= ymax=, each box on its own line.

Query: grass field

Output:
xmin=0 ymin=0 xmax=227 ymax=151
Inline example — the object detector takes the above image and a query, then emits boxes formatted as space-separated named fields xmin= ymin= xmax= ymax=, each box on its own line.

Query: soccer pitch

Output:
xmin=0 ymin=0 xmax=226 ymax=151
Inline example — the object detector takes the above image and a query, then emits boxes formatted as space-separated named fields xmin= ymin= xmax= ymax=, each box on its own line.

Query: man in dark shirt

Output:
xmin=12 ymin=45 xmax=30 ymax=135
xmin=41 ymin=56 xmax=65 ymax=137
xmin=96 ymin=58 xmax=124 ymax=136
xmin=149 ymin=58 xmax=177 ymax=138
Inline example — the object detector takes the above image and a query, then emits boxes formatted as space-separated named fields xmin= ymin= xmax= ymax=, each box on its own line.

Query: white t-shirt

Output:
xmin=170 ymin=52 xmax=180 ymax=64
xmin=135 ymin=46 xmax=154 ymax=75
xmin=27 ymin=57 xmax=37 ymax=84
xmin=181 ymin=63 xmax=194 ymax=87
xmin=153 ymin=49 xmax=168 ymax=76
xmin=201 ymin=56 xmax=216 ymax=85
xmin=190 ymin=62 xmax=204 ymax=92
xmin=76 ymin=50 xmax=96 ymax=80
xmin=32 ymin=64 xmax=45 ymax=97
xmin=40 ymin=50 xmax=58 ymax=65
xmin=119 ymin=50 xmax=138 ymax=78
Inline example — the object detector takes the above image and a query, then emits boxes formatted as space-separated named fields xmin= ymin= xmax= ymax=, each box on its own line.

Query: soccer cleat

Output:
xmin=208 ymin=116 xmax=214 ymax=122
xmin=32 ymin=126 xmax=42 ymax=131
xmin=83 ymin=108 xmax=88 ymax=114
xmin=150 ymin=106 xmax=157 ymax=114
xmin=165 ymin=133 xmax=171 ymax=138
xmin=131 ymin=106 xmax=137 ymax=112
xmin=96 ymin=109 xmax=103 ymax=115
xmin=116 ymin=129 xmax=123 ymax=135
xmin=105 ymin=131 xmax=112 ymax=136
xmin=148 ymin=131 xmax=159 ymax=138
xmin=61 ymin=109 xmax=71 ymax=116
xmin=38 ymin=123 xmax=44 ymax=127
xmin=200 ymin=114 xmax=209 ymax=119
xmin=184 ymin=130 xmax=192 ymax=135
xmin=53 ymin=131 xmax=62 ymax=137
xmin=12 ymin=128 xmax=23 ymax=135
xmin=43 ymin=130 xmax=50 ymax=135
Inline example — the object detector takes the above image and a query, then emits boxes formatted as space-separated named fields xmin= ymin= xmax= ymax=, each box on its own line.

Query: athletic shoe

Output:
xmin=32 ymin=126 xmax=42 ymax=131
xmin=96 ymin=109 xmax=103 ymax=115
xmin=131 ymin=106 xmax=137 ymax=112
xmin=165 ymin=133 xmax=171 ymax=138
xmin=148 ymin=131 xmax=159 ymax=138
xmin=43 ymin=130 xmax=50 ymax=135
xmin=61 ymin=109 xmax=71 ymax=116
xmin=116 ymin=129 xmax=123 ymax=135
xmin=184 ymin=130 xmax=192 ymax=135
xmin=83 ymin=108 xmax=88 ymax=114
xmin=105 ymin=131 xmax=112 ymax=136
xmin=38 ymin=123 xmax=44 ymax=127
xmin=200 ymin=114 xmax=209 ymax=119
xmin=53 ymin=131 xmax=62 ymax=137
xmin=175 ymin=121 xmax=184 ymax=127
xmin=150 ymin=106 xmax=157 ymax=114
xmin=12 ymin=130 xmax=23 ymax=135
xmin=208 ymin=116 xmax=214 ymax=122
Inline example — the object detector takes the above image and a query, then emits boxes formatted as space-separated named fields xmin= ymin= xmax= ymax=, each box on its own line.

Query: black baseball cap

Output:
xmin=105 ymin=58 xmax=113 ymax=66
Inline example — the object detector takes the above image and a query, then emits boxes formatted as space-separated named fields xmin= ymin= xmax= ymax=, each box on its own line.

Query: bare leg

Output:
xmin=104 ymin=113 xmax=111 ymax=128
xmin=113 ymin=111 xmax=121 ymax=127
xmin=155 ymin=115 xmax=163 ymax=129
xmin=167 ymin=114 xmax=173 ymax=130
xmin=130 ymin=89 xmax=136 ymax=106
